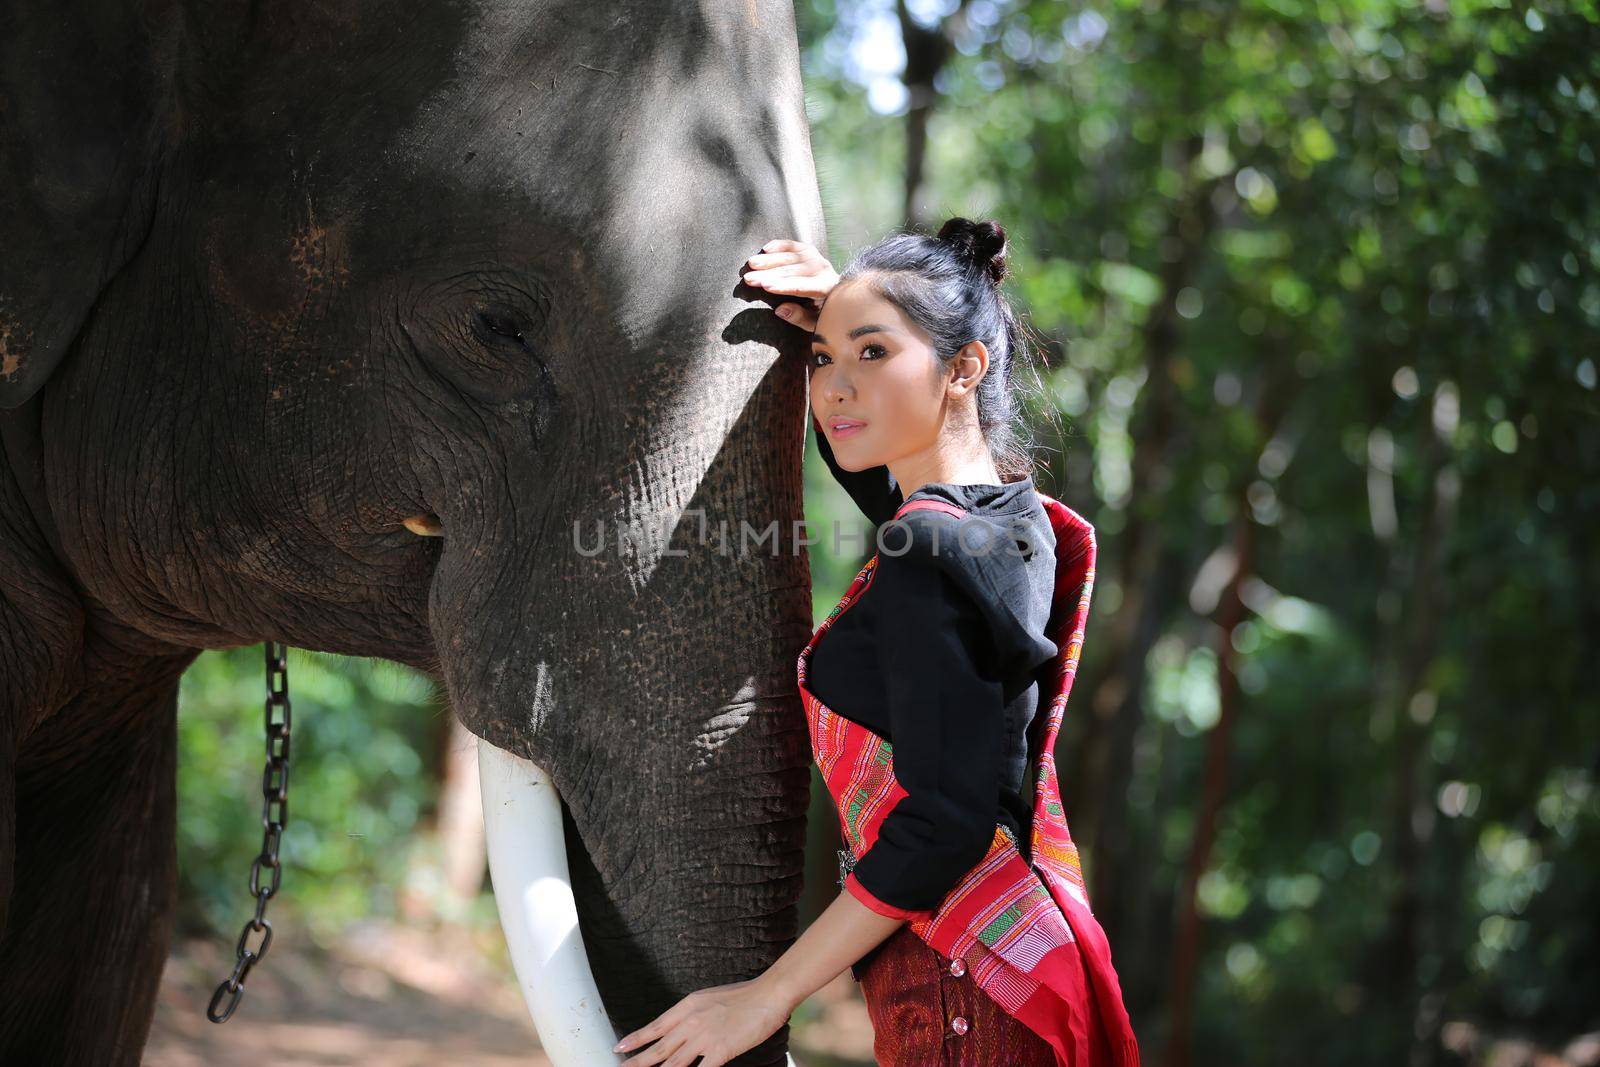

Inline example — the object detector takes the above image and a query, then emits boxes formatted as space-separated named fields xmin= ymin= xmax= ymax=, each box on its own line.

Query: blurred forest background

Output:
xmin=160 ymin=1 xmax=1599 ymax=1065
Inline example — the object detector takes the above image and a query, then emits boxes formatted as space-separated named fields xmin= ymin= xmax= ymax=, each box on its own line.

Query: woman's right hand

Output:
xmin=742 ymin=239 xmax=839 ymax=333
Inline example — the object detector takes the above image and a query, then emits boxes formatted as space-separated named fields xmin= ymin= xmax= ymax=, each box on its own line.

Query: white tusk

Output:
xmin=478 ymin=737 xmax=623 ymax=1064
xmin=479 ymin=738 xmax=804 ymax=1066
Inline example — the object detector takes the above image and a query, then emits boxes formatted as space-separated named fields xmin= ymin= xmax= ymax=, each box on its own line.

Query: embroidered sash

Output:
xmin=798 ymin=493 xmax=1140 ymax=1067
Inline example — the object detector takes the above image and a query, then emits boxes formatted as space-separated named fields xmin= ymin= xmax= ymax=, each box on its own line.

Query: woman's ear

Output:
xmin=945 ymin=340 xmax=990 ymax=398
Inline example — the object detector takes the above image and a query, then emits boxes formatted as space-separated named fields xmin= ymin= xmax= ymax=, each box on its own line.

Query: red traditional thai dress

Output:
xmin=798 ymin=488 xmax=1140 ymax=1067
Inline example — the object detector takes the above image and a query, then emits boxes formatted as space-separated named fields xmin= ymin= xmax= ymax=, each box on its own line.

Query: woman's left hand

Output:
xmin=743 ymin=238 xmax=838 ymax=333
xmin=613 ymin=977 xmax=791 ymax=1067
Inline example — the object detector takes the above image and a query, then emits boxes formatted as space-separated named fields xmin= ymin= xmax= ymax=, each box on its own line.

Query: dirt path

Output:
xmin=147 ymin=919 xmax=874 ymax=1066
xmin=148 ymin=920 xmax=550 ymax=1066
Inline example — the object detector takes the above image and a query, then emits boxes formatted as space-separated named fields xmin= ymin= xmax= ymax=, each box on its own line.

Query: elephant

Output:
xmin=0 ymin=1 xmax=825 ymax=1063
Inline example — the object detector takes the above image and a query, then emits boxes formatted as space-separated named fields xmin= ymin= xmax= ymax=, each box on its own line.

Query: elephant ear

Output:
xmin=0 ymin=6 xmax=166 ymax=409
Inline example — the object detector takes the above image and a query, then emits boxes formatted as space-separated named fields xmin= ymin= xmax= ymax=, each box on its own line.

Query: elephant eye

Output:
xmin=474 ymin=307 xmax=527 ymax=347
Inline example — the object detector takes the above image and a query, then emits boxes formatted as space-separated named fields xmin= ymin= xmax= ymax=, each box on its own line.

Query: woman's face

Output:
xmin=808 ymin=279 xmax=953 ymax=472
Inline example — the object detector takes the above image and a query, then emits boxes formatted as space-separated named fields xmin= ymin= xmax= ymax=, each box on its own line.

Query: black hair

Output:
xmin=837 ymin=216 xmax=1054 ymax=484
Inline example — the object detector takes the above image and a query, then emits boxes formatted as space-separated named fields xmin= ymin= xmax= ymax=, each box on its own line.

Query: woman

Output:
xmin=614 ymin=219 xmax=1139 ymax=1067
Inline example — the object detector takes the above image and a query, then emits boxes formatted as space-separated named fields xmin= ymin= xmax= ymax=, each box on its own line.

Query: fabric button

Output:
xmin=950 ymin=1015 xmax=970 ymax=1036
xmin=948 ymin=957 xmax=967 ymax=977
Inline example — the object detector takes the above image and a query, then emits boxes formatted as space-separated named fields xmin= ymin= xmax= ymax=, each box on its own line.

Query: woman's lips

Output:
xmin=830 ymin=420 xmax=866 ymax=440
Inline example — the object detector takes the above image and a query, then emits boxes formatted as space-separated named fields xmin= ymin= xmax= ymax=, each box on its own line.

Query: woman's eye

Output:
xmin=809 ymin=345 xmax=881 ymax=366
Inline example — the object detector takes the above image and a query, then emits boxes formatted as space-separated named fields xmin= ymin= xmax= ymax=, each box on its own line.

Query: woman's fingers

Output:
xmin=749 ymin=272 xmax=835 ymax=300
xmin=741 ymin=264 xmax=801 ymax=287
xmin=614 ymin=1019 xmax=657 ymax=1054
xmin=746 ymin=250 xmax=804 ymax=268
xmin=744 ymin=263 xmax=828 ymax=290
xmin=775 ymin=302 xmax=819 ymax=332
xmin=745 ymin=240 xmax=836 ymax=324
xmin=620 ymin=1030 xmax=687 ymax=1067
xmin=616 ymin=1005 xmax=686 ymax=1062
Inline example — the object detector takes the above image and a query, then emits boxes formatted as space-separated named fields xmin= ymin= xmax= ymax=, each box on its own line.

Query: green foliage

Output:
xmin=799 ymin=0 xmax=1598 ymax=1059
xmin=176 ymin=648 xmax=447 ymax=944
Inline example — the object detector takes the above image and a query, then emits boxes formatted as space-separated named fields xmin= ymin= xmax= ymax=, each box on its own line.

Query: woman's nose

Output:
xmin=820 ymin=369 xmax=854 ymax=403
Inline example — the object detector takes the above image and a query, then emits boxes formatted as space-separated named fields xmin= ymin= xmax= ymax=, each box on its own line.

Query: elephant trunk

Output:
xmin=433 ymin=373 xmax=816 ymax=1064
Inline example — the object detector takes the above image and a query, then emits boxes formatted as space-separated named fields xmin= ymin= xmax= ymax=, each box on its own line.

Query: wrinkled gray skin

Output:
xmin=0 ymin=1 xmax=822 ymax=1062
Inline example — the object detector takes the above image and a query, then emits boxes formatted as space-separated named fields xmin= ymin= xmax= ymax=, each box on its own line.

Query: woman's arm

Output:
xmin=760 ymin=884 xmax=906 ymax=1012
xmin=843 ymin=512 xmax=1009 ymax=912
xmin=613 ymin=890 xmax=903 ymax=1067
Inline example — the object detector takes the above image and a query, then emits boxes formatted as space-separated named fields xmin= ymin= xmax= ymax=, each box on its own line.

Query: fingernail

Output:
xmin=776 ymin=306 xmax=793 ymax=318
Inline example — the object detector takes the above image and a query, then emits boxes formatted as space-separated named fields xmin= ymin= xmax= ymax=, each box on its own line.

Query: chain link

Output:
xmin=207 ymin=641 xmax=292 ymax=1023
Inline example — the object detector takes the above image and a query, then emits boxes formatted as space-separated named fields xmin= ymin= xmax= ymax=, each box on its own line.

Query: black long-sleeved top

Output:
xmin=807 ymin=419 xmax=1059 ymax=914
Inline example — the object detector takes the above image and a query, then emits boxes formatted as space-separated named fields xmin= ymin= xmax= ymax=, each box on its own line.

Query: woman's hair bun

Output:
xmin=936 ymin=216 xmax=1008 ymax=286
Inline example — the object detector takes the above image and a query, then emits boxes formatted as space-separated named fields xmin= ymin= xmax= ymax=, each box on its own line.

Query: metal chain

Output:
xmin=207 ymin=641 xmax=292 ymax=1023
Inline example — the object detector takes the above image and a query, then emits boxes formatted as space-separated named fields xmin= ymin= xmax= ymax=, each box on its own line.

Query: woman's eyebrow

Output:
xmin=811 ymin=324 xmax=894 ymax=347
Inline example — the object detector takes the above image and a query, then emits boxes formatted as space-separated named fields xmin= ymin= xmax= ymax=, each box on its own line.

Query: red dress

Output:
xmin=852 ymin=922 xmax=1073 ymax=1064
xmin=799 ymin=495 xmax=1140 ymax=1067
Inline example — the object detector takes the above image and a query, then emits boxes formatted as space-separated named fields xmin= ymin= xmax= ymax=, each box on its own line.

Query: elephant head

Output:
xmin=0 ymin=1 xmax=823 ymax=1063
